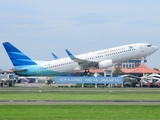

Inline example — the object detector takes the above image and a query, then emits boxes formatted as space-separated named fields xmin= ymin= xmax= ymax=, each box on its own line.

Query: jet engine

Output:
xmin=98 ymin=59 xmax=113 ymax=69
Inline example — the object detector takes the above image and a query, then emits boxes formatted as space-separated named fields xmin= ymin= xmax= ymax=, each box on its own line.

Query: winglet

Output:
xmin=52 ymin=53 xmax=59 ymax=60
xmin=65 ymin=49 xmax=76 ymax=60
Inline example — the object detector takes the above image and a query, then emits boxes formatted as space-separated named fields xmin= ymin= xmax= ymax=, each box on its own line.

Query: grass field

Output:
xmin=0 ymin=92 xmax=160 ymax=100
xmin=0 ymin=105 xmax=160 ymax=120
xmin=0 ymin=87 xmax=160 ymax=120
xmin=0 ymin=87 xmax=160 ymax=100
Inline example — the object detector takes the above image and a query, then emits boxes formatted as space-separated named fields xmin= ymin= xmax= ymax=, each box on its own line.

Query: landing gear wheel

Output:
xmin=83 ymin=70 xmax=91 ymax=76
xmin=83 ymin=72 xmax=87 ymax=76
xmin=144 ymin=59 xmax=147 ymax=63
xmin=86 ymin=71 xmax=91 ymax=76
xmin=143 ymin=57 xmax=147 ymax=63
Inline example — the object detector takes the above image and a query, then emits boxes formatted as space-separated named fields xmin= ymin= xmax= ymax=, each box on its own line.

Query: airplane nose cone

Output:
xmin=153 ymin=46 xmax=159 ymax=52
xmin=153 ymin=46 xmax=159 ymax=51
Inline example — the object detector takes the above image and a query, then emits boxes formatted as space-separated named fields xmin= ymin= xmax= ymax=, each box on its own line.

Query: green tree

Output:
xmin=112 ymin=67 xmax=124 ymax=77
xmin=127 ymin=78 xmax=138 ymax=87
xmin=46 ymin=78 xmax=53 ymax=86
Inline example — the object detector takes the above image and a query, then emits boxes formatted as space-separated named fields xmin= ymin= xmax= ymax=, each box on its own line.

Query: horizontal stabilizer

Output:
xmin=52 ymin=53 xmax=59 ymax=60
xmin=13 ymin=69 xmax=28 ymax=72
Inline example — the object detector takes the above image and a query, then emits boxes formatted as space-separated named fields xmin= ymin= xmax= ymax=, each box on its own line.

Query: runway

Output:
xmin=1 ymin=100 xmax=160 ymax=105
xmin=1 ymin=86 xmax=160 ymax=105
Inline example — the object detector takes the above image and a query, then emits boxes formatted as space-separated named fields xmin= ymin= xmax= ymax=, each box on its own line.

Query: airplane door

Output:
xmin=36 ymin=67 xmax=41 ymax=74
xmin=140 ymin=45 xmax=144 ymax=52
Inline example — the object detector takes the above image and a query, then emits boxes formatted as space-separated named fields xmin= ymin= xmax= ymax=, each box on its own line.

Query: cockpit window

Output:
xmin=147 ymin=44 xmax=152 ymax=47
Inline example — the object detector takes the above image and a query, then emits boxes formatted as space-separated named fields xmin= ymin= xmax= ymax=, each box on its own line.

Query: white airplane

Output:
xmin=2 ymin=42 xmax=158 ymax=76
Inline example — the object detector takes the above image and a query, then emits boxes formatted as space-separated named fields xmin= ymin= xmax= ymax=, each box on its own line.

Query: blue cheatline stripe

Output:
xmin=15 ymin=65 xmax=67 ymax=76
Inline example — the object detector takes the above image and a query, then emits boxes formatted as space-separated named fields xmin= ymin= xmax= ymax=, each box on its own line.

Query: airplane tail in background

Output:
xmin=2 ymin=42 xmax=37 ymax=68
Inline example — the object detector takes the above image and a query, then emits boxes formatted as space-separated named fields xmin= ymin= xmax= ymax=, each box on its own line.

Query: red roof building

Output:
xmin=121 ymin=64 xmax=160 ymax=74
xmin=77 ymin=64 xmax=160 ymax=77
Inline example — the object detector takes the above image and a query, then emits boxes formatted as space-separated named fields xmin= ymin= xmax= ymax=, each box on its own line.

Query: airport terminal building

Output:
xmin=0 ymin=63 xmax=160 ymax=87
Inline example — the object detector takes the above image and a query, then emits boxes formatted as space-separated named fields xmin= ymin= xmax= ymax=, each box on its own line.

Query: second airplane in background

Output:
xmin=2 ymin=42 xmax=158 ymax=76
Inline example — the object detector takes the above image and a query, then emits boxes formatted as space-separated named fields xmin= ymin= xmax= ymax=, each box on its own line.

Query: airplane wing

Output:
xmin=65 ymin=49 xmax=98 ymax=69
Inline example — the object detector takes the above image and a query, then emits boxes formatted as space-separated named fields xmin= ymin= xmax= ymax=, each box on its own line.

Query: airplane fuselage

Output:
xmin=14 ymin=43 xmax=158 ymax=76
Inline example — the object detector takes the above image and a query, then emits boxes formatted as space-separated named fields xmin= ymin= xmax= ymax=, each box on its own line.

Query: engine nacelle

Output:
xmin=98 ymin=60 xmax=113 ymax=69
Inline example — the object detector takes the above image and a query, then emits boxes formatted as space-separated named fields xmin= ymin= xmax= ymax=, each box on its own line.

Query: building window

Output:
xmin=123 ymin=64 xmax=125 ymax=69
xmin=126 ymin=64 xmax=128 ymax=68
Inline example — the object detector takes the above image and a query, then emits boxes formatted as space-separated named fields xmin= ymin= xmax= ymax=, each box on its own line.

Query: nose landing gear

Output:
xmin=144 ymin=59 xmax=147 ymax=63
xmin=144 ymin=57 xmax=147 ymax=63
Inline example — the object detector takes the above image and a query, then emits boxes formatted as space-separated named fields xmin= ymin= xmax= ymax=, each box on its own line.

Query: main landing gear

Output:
xmin=83 ymin=69 xmax=91 ymax=76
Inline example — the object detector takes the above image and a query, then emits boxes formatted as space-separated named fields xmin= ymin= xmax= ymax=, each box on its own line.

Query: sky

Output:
xmin=0 ymin=0 xmax=160 ymax=70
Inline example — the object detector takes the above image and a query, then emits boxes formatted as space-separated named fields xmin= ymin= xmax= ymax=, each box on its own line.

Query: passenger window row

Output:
xmin=45 ymin=48 xmax=136 ymax=69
